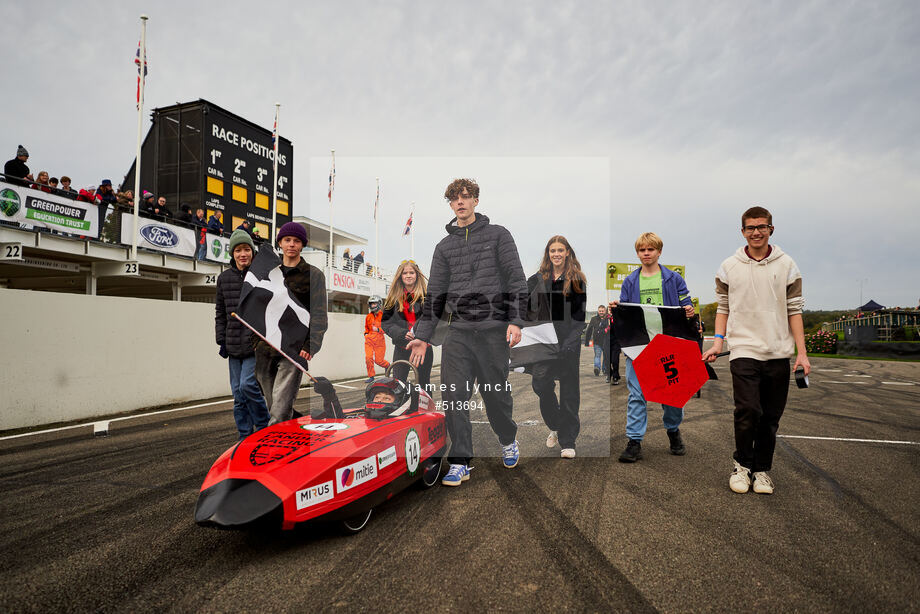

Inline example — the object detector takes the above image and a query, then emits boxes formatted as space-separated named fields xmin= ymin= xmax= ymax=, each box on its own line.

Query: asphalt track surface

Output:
xmin=1 ymin=351 xmax=918 ymax=613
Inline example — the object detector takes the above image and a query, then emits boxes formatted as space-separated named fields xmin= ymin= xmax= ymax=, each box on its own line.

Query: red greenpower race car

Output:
xmin=195 ymin=362 xmax=446 ymax=533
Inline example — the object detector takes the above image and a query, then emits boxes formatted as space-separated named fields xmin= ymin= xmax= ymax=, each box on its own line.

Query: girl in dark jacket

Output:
xmin=382 ymin=260 xmax=433 ymax=391
xmin=527 ymin=235 xmax=587 ymax=459
xmin=215 ymin=229 xmax=270 ymax=439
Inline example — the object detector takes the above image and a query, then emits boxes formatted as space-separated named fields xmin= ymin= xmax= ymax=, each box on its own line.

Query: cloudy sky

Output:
xmin=4 ymin=1 xmax=918 ymax=309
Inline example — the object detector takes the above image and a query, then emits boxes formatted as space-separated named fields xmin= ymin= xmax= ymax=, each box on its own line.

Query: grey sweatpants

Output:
xmin=255 ymin=354 xmax=305 ymax=425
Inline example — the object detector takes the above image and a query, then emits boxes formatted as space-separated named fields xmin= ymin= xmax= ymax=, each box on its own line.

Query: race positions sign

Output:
xmin=202 ymin=104 xmax=294 ymax=239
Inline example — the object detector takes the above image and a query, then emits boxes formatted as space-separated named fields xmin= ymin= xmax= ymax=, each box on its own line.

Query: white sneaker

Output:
xmin=560 ymin=448 xmax=576 ymax=459
xmin=546 ymin=431 xmax=559 ymax=448
xmin=752 ymin=471 xmax=774 ymax=494
xmin=729 ymin=460 xmax=751 ymax=493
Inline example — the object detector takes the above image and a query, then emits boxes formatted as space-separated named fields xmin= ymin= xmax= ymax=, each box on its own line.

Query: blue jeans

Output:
xmin=197 ymin=242 xmax=208 ymax=260
xmin=593 ymin=345 xmax=604 ymax=370
xmin=625 ymin=358 xmax=683 ymax=441
xmin=229 ymin=355 xmax=270 ymax=439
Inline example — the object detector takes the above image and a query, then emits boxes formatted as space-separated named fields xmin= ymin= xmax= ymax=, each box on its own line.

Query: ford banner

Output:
xmin=120 ymin=213 xmax=197 ymax=257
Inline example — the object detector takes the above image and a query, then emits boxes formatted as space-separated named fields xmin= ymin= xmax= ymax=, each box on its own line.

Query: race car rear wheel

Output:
xmin=419 ymin=457 xmax=443 ymax=489
xmin=339 ymin=508 xmax=373 ymax=534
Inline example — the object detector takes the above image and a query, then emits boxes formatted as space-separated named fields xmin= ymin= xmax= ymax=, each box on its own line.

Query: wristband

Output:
xmin=714 ymin=334 xmax=725 ymax=340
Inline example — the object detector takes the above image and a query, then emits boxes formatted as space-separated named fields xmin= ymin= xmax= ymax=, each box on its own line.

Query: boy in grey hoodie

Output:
xmin=703 ymin=206 xmax=810 ymax=495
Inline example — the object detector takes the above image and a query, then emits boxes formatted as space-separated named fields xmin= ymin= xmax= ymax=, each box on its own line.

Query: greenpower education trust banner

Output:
xmin=0 ymin=180 xmax=100 ymax=237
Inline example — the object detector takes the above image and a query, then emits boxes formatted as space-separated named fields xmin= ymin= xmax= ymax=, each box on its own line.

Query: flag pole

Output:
xmin=374 ymin=177 xmax=380 ymax=279
xmin=131 ymin=14 xmax=148 ymax=262
xmin=328 ymin=148 xmax=335 ymax=279
xmin=232 ymin=312 xmax=315 ymax=381
xmin=270 ymin=102 xmax=280 ymax=245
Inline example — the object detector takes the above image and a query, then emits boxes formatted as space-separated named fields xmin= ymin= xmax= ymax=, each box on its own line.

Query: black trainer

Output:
xmin=667 ymin=429 xmax=686 ymax=456
xmin=594 ymin=367 xmax=600 ymax=376
xmin=611 ymin=376 xmax=621 ymax=385
xmin=618 ymin=439 xmax=642 ymax=463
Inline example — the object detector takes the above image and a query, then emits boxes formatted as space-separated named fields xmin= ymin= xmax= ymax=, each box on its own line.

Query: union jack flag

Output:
xmin=374 ymin=182 xmax=379 ymax=222
xmin=327 ymin=156 xmax=335 ymax=203
xmin=135 ymin=41 xmax=148 ymax=110
xmin=402 ymin=211 xmax=413 ymax=237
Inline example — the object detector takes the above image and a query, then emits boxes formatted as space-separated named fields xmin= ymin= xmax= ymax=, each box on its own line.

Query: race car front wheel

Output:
xmin=419 ymin=457 xmax=443 ymax=489
xmin=339 ymin=508 xmax=373 ymax=534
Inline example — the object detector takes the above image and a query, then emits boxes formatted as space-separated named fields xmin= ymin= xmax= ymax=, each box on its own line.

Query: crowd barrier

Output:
xmin=0 ymin=287 xmax=440 ymax=431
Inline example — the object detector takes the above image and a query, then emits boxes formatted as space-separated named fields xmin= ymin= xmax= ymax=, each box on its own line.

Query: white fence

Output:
xmin=0 ymin=288 xmax=438 ymax=431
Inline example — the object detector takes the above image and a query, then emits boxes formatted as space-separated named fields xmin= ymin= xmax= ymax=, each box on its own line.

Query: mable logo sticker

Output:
xmin=336 ymin=456 xmax=377 ymax=494
xmin=377 ymin=446 xmax=397 ymax=470
xmin=404 ymin=429 xmax=421 ymax=475
xmin=296 ymin=480 xmax=334 ymax=510
xmin=302 ymin=423 xmax=349 ymax=432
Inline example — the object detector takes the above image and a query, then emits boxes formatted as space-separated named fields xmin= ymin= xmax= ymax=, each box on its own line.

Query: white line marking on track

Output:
xmin=881 ymin=381 xmax=916 ymax=386
xmin=843 ymin=374 xmax=871 ymax=378
xmin=822 ymin=381 xmax=869 ymax=384
xmin=332 ymin=383 xmax=357 ymax=390
xmin=779 ymin=435 xmax=920 ymax=446
xmin=814 ymin=369 xmax=842 ymax=372
xmin=0 ymin=398 xmax=235 ymax=441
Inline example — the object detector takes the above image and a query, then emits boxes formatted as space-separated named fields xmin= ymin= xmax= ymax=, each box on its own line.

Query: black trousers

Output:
xmin=441 ymin=327 xmax=517 ymax=465
xmin=392 ymin=343 xmax=433 ymax=391
xmin=609 ymin=335 xmax=621 ymax=378
xmin=531 ymin=350 xmax=581 ymax=448
xmin=730 ymin=358 xmax=790 ymax=472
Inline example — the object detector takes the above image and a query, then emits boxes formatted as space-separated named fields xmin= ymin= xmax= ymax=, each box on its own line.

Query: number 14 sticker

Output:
xmin=405 ymin=429 xmax=420 ymax=475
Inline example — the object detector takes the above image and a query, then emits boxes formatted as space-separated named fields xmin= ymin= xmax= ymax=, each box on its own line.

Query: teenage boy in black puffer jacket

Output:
xmin=215 ymin=229 xmax=270 ymax=439
xmin=407 ymin=178 xmax=528 ymax=487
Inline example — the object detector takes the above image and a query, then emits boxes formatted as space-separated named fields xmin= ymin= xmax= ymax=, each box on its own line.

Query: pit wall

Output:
xmin=0 ymin=288 xmax=439 ymax=431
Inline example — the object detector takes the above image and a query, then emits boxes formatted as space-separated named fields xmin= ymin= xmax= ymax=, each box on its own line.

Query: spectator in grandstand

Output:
xmin=353 ymin=250 xmax=365 ymax=274
xmin=3 ymin=145 xmax=32 ymax=185
xmin=236 ymin=219 xmax=254 ymax=237
xmin=155 ymin=196 xmax=173 ymax=218
xmin=252 ymin=227 xmax=263 ymax=245
xmin=116 ymin=189 xmax=134 ymax=208
xmin=49 ymin=177 xmax=59 ymax=190
xmin=60 ymin=176 xmax=76 ymax=194
xmin=95 ymin=180 xmax=118 ymax=231
xmin=140 ymin=191 xmax=157 ymax=217
xmin=176 ymin=204 xmax=194 ymax=224
xmin=194 ymin=208 xmax=209 ymax=259
xmin=95 ymin=180 xmax=117 ymax=202
xmin=208 ymin=210 xmax=224 ymax=235
xmin=76 ymin=187 xmax=96 ymax=203
xmin=342 ymin=248 xmax=352 ymax=271
xmin=32 ymin=171 xmax=52 ymax=192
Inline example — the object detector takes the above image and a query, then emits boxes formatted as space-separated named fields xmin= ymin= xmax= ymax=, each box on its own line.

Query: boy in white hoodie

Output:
xmin=702 ymin=206 xmax=810 ymax=494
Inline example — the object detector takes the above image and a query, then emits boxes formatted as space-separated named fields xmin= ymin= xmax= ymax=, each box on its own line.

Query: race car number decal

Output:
xmin=405 ymin=429 xmax=421 ymax=475
xmin=301 ymin=423 xmax=349 ymax=432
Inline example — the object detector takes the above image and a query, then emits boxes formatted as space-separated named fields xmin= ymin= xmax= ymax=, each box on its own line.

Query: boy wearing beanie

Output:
xmin=215 ymin=229 xmax=270 ymax=439
xmin=253 ymin=222 xmax=328 ymax=424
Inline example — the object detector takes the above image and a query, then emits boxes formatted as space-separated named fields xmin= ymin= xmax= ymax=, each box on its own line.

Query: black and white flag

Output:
xmin=612 ymin=303 xmax=699 ymax=360
xmin=509 ymin=322 xmax=559 ymax=371
xmin=236 ymin=244 xmax=311 ymax=365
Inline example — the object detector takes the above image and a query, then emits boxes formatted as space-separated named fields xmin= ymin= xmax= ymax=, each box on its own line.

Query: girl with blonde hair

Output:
xmin=382 ymin=259 xmax=433 ymax=389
